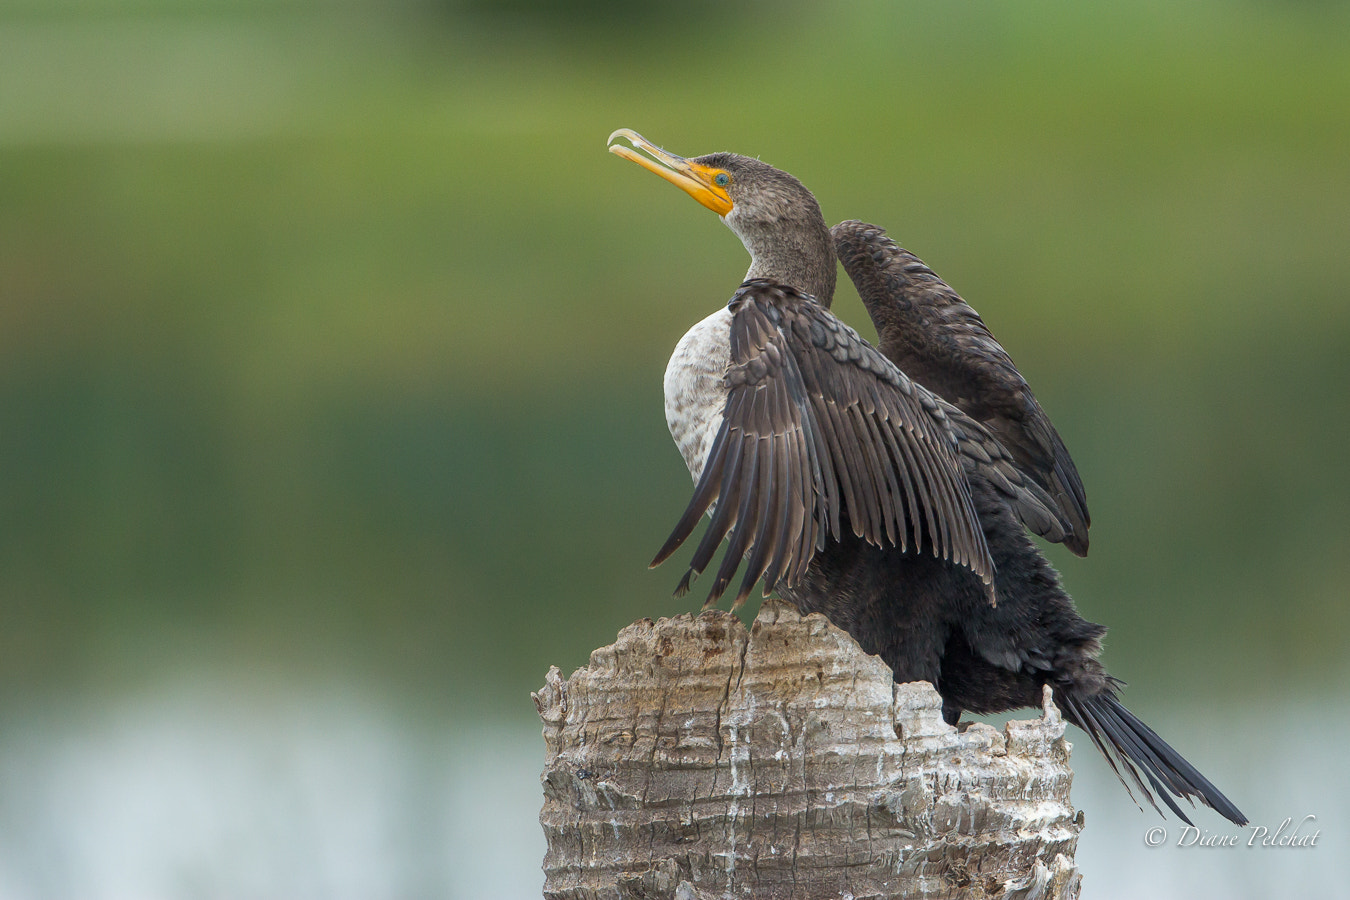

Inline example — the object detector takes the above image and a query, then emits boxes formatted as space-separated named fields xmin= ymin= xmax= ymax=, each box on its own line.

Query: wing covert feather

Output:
xmin=833 ymin=220 xmax=1090 ymax=554
xmin=654 ymin=280 xmax=995 ymax=607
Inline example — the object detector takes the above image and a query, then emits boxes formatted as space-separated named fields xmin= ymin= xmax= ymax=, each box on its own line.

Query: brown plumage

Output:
xmin=608 ymin=129 xmax=1244 ymax=825
xmin=651 ymin=279 xmax=1073 ymax=608
xmin=654 ymin=280 xmax=994 ymax=605
xmin=833 ymin=220 xmax=1090 ymax=554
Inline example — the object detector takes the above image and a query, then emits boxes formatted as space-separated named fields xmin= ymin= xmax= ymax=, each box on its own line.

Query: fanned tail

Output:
xmin=1058 ymin=689 xmax=1247 ymax=827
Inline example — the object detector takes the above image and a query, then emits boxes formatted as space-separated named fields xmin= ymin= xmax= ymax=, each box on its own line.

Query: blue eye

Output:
xmin=714 ymin=173 xmax=730 ymax=187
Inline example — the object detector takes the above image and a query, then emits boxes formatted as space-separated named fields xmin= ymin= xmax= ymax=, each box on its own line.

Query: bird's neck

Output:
xmin=737 ymin=220 xmax=838 ymax=307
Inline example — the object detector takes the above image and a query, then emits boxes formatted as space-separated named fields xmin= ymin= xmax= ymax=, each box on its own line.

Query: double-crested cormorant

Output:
xmin=608 ymin=128 xmax=1245 ymax=826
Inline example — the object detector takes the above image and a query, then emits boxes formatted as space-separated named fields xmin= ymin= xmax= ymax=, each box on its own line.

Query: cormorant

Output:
xmin=608 ymin=128 xmax=1246 ymax=827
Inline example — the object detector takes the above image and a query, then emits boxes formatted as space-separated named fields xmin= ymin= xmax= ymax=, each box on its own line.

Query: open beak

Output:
xmin=607 ymin=128 xmax=733 ymax=217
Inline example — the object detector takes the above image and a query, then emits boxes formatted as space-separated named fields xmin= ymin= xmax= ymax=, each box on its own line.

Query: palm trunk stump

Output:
xmin=535 ymin=600 xmax=1083 ymax=899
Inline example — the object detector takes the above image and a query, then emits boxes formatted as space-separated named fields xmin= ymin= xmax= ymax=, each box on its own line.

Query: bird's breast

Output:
xmin=664 ymin=306 xmax=733 ymax=483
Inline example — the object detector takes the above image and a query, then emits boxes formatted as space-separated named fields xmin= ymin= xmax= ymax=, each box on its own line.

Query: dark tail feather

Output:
xmin=1058 ymin=689 xmax=1248 ymax=827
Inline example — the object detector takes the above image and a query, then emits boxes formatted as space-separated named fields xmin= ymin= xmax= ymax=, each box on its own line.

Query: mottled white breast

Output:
xmin=664 ymin=306 xmax=732 ymax=483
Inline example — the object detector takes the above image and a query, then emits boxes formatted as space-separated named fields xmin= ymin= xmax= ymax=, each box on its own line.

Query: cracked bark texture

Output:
xmin=534 ymin=600 xmax=1082 ymax=900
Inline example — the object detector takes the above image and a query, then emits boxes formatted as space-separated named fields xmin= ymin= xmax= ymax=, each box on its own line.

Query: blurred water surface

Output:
xmin=0 ymin=679 xmax=1342 ymax=899
xmin=0 ymin=0 xmax=1347 ymax=896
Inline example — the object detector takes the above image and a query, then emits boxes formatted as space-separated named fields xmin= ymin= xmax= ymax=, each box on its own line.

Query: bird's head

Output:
xmin=608 ymin=128 xmax=836 ymax=304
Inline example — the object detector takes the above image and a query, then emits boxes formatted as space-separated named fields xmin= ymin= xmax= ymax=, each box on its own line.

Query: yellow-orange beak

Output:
xmin=607 ymin=128 xmax=733 ymax=217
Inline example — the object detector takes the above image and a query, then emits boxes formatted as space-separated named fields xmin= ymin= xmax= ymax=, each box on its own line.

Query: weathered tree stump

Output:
xmin=534 ymin=600 xmax=1083 ymax=900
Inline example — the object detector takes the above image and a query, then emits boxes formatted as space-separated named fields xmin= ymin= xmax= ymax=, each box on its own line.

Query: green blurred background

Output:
xmin=1 ymin=0 xmax=1346 ymax=897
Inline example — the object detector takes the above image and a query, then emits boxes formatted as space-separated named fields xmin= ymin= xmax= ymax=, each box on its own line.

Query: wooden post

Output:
xmin=535 ymin=600 xmax=1083 ymax=900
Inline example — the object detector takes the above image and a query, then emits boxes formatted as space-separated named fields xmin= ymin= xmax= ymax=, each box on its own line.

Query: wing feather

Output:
xmin=833 ymin=220 xmax=1090 ymax=554
xmin=945 ymin=407 xmax=1071 ymax=545
xmin=656 ymin=280 xmax=996 ymax=607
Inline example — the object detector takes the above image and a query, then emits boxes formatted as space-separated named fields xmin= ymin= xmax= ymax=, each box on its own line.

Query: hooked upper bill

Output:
xmin=607 ymin=128 xmax=734 ymax=217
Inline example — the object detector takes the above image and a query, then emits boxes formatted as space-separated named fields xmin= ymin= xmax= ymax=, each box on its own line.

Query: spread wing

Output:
xmin=832 ymin=220 xmax=1090 ymax=555
xmin=944 ymin=406 xmax=1070 ymax=544
xmin=651 ymin=279 xmax=994 ymax=608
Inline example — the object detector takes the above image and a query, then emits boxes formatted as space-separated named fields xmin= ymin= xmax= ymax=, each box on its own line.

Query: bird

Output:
xmin=607 ymin=128 xmax=1246 ymax=827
